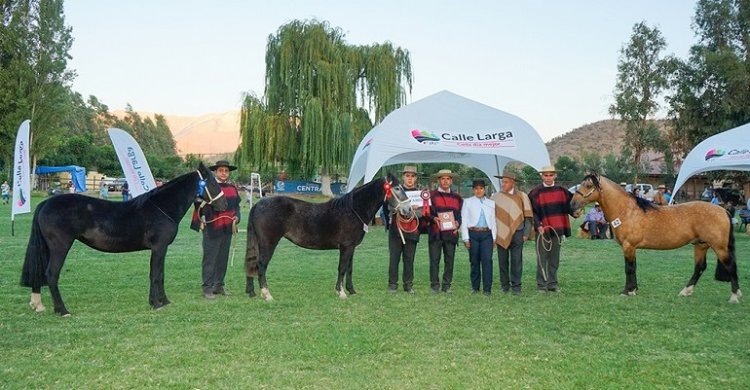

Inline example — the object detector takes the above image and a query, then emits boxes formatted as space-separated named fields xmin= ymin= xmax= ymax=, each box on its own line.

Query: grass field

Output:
xmin=1 ymin=195 xmax=749 ymax=389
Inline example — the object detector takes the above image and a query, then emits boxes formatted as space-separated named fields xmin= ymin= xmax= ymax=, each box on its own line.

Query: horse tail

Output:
xmin=20 ymin=206 xmax=50 ymax=288
xmin=245 ymin=205 xmax=260 ymax=277
xmin=714 ymin=213 xmax=736 ymax=282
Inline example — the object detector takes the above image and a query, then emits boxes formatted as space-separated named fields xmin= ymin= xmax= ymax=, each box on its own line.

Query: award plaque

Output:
xmin=438 ymin=211 xmax=456 ymax=231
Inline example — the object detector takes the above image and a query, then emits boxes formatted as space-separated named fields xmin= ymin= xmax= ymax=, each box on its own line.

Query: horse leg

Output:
xmin=245 ymin=276 xmax=256 ymax=298
xmin=337 ymin=246 xmax=355 ymax=298
xmin=679 ymin=244 xmax=708 ymax=297
xmin=43 ymin=241 xmax=75 ymax=316
xmin=621 ymin=246 xmax=637 ymax=296
xmin=149 ymin=247 xmax=170 ymax=309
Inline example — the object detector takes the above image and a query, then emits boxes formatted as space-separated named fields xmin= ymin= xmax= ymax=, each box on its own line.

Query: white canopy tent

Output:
xmin=347 ymin=90 xmax=550 ymax=191
xmin=670 ymin=122 xmax=750 ymax=204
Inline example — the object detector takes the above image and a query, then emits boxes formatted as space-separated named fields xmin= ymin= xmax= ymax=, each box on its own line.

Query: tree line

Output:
xmin=2 ymin=1 xmax=749 ymax=188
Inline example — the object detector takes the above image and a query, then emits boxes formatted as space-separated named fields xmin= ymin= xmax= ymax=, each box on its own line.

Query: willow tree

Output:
xmin=236 ymin=20 xmax=412 ymax=194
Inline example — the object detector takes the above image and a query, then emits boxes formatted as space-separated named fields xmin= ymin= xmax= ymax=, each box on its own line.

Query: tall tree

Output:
xmin=237 ymin=20 xmax=412 ymax=194
xmin=0 ymin=0 xmax=73 ymax=171
xmin=667 ymin=0 xmax=750 ymax=159
xmin=609 ymin=22 xmax=671 ymax=185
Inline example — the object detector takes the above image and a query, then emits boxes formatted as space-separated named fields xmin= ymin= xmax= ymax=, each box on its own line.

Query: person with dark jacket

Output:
xmin=191 ymin=160 xmax=241 ymax=299
xmin=427 ymin=169 xmax=463 ymax=293
xmin=528 ymin=165 xmax=580 ymax=293
xmin=384 ymin=165 xmax=423 ymax=293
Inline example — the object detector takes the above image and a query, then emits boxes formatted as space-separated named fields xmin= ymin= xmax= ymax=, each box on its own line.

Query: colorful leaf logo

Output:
xmin=704 ymin=148 xmax=725 ymax=161
xmin=411 ymin=129 xmax=440 ymax=143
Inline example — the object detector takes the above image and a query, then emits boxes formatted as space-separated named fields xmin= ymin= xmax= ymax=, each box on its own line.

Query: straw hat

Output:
xmin=432 ymin=169 xmax=459 ymax=180
xmin=493 ymin=169 xmax=517 ymax=181
xmin=539 ymin=165 xmax=556 ymax=173
xmin=400 ymin=165 xmax=420 ymax=175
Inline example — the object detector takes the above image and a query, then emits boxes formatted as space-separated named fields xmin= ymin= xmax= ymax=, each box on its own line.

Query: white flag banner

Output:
xmin=107 ymin=128 xmax=157 ymax=197
xmin=12 ymin=119 xmax=32 ymax=217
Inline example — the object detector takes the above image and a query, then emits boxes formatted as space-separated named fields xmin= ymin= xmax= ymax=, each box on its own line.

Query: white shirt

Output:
xmin=460 ymin=196 xmax=497 ymax=242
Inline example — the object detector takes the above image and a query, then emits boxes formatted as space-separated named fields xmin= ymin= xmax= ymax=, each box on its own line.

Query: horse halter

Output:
xmin=196 ymin=169 xmax=225 ymax=206
xmin=575 ymin=183 xmax=599 ymax=199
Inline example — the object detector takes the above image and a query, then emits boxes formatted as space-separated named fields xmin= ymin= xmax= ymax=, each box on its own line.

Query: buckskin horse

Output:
xmin=569 ymin=174 xmax=740 ymax=303
xmin=20 ymin=162 xmax=228 ymax=316
xmin=244 ymin=174 xmax=411 ymax=301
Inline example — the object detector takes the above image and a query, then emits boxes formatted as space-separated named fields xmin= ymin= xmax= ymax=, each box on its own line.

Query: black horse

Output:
xmin=245 ymin=174 xmax=411 ymax=300
xmin=20 ymin=162 xmax=227 ymax=316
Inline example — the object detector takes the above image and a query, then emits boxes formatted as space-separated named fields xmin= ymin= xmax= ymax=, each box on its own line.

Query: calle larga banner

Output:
xmin=108 ymin=128 xmax=157 ymax=197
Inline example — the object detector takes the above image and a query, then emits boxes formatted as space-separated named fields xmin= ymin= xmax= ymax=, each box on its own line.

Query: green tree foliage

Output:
xmin=610 ymin=22 xmax=671 ymax=185
xmin=554 ymin=155 xmax=581 ymax=182
xmin=0 ymin=0 xmax=74 ymax=167
xmin=237 ymin=20 xmax=412 ymax=180
xmin=667 ymin=0 xmax=750 ymax=171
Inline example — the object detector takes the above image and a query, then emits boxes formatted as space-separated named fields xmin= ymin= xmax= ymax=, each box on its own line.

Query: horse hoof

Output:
xmin=28 ymin=301 xmax=46 ymax=313
xmin=678 ymin=286 xmax=694 ymax=297
xmin=260 ymin=288 xmax=273 ymax=302
xmin=337 ymin=290 xmax=347 ymax=299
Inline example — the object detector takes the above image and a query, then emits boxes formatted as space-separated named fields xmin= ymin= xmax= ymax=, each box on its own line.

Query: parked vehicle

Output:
xmin=624 ymin=183 xmax=653 ymax=195
xmin=104 ymin=178 xmax=127 ymax=192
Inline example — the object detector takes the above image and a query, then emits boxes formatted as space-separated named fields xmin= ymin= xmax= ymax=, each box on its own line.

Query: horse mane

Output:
xmin=585 ymin=173 xmax=658 ymax=213
xmin=331 ymin=177 xmax=385 ymax=210
xmin=130 ymin=171 xmax=195 ymax=208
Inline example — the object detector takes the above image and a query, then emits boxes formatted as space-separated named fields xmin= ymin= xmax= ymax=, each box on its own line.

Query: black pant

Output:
xmin=469 ymin=230 xmax=494 ymax=293
xmin=586 ymin=221 xmax=609 ymax=239
xmin=428 ymin=239 xmax=457 ymax=291
xmin=497 ymin=229 xmax=524 ymax=292
xmin=388 ymin=234 xmax=417 ymax=290
xmin=536 ymin=231 xmax=561 ymax=290
xmin=202 ymin=231 xmax=232 ymax=292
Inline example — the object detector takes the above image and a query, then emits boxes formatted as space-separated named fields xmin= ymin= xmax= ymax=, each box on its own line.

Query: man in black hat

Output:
xmin=191 ymin=160 xmax=241 ymax=299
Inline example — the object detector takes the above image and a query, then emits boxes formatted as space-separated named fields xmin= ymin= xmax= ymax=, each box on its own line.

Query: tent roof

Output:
xmin=347 ymin=90 xmax=550 ymax=191
xmin=35 ymin=165 xmax=85 ymax=174
xmin=671 ymin=122 xmax=750 ymax=203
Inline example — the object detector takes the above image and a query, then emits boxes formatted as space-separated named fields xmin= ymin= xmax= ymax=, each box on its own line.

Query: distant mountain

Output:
xmin=113 ymin=110 xmax=241 ymax=157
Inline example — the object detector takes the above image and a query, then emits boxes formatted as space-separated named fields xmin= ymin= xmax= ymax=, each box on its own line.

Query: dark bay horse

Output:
xmin=20 ymin=162 xmax=228 ymax=316
xmin=570 ymin=174 xmax=740 ymax=303
xmin=245 ymin=175 xmax=411 ymax=301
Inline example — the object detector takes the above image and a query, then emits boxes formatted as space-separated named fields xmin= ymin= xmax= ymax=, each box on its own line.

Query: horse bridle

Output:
xmin=196 ymin=169 xmax=225 ymax=206
xmin=575 ymin=182 xmax=599 ymax=199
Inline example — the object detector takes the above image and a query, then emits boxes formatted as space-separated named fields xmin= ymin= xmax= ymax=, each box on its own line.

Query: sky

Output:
xmin=64 ymin=1 xmax=698 ymax=142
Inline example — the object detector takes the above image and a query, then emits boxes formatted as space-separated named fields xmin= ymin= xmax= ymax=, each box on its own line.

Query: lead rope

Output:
xmin=535 ymin=227 xmax=561 ymax=282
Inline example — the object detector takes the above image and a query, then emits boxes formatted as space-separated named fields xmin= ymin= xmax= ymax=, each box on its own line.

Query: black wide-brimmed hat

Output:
xmin=209 ymin=160 xmax=237 ymax=171
xmin=472 ymin=179 xmax=487 ymax=188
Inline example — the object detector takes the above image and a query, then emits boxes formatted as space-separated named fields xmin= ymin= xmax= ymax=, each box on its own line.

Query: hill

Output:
xmin=121 ymin=110 xmax=662 ymax=166
xmin=113 ymin=110 xmax=241 ymax=157
xmin=545 ymin=119 xmax=626 ymax=162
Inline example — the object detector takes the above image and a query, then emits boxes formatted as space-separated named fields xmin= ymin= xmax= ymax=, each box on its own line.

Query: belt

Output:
xmin=468 ymin=227 xmax=490 ymax=232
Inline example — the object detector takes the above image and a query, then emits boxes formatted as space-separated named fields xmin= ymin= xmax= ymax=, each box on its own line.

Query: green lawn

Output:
xmin=1 ymin=195 xmax=748 ymax=389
